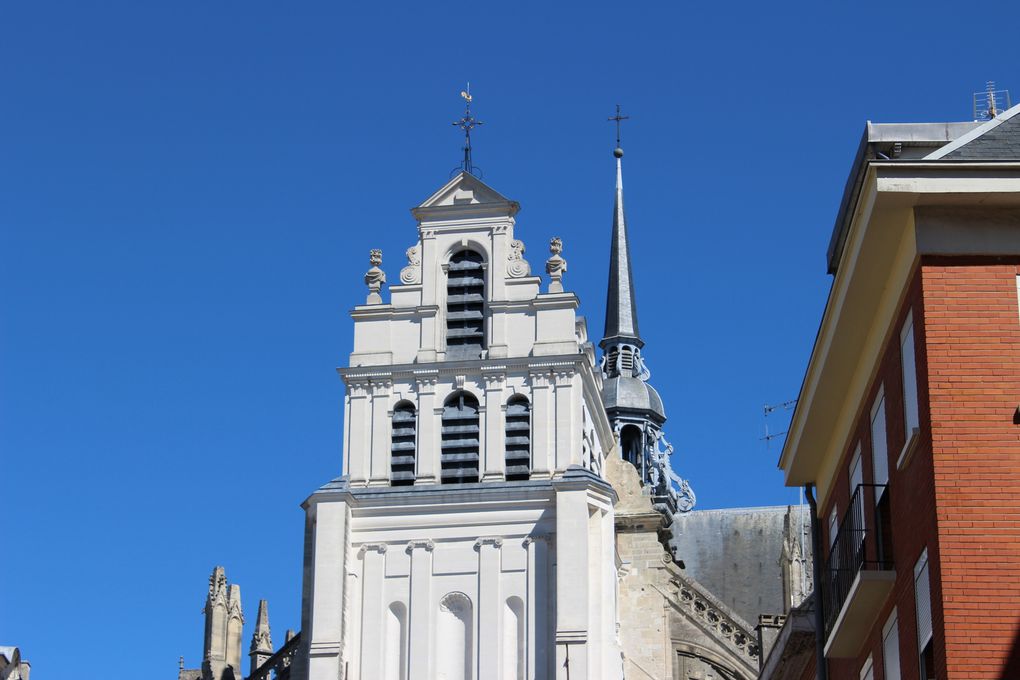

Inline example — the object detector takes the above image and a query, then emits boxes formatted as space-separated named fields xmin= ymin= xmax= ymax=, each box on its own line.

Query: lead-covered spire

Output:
xmin=601 ymin=146 xmax=643 ymax=352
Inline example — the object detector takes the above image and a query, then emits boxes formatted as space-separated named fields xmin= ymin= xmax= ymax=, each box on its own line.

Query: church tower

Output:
xmin=295 ymin=99 xmax=623 ymax=680
xmin=598 ymin=140 xmax=694 ymax=518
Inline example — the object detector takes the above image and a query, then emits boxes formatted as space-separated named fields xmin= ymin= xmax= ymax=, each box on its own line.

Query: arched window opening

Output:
xmin=505 ymin=396 xmax=531 ymax=481
xmin=436 ymin=592 xmax=472 ymax=680
xmin=441 ymin=392 xmax=480 ymax=484
xmin=620 ymin=425 xmax=643 ymax=471
xmin=391 ymin=401 xmax=416 ymax=486
xmin=446 ymin=250 xmax=485 ymax=359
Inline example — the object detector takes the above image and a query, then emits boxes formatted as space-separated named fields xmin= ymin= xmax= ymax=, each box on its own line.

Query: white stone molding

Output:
xmin=347 ymin=380 xmax=371 ymax=399
xmin=414 ymin=375 xmax=438 ymax=394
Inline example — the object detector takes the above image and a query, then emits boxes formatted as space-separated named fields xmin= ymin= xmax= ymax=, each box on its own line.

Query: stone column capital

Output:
xmin=357 ymin=543 xmax=388 ymax=558
xmin=473 ymin=536 xmax=504 ymax=551
xmin=405 ymin=539 xmax=435 ymax=554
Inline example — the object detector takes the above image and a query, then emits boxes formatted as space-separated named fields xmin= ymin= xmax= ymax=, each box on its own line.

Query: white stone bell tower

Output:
xmin=293 ymin=169 xmax=623 ymax=680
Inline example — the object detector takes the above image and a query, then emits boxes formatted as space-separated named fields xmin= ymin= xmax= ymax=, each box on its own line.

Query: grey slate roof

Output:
xmin=600 ymin=155 xmax=642 ymax=348
xmin=602 ymin=375 xmax=665 ymax=419
xmin=943 ymin=109 xmax=1020 ymax=160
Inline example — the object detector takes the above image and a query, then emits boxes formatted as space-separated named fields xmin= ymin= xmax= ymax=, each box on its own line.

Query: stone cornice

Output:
xmin=338 ymin=353 xmax=588 ymax=383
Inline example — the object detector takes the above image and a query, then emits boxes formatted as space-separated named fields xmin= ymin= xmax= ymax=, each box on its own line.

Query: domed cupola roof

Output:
xmin=603 ymin=375 xmax=665 ymax=420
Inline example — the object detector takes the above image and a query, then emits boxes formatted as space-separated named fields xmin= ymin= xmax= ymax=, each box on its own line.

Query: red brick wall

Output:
xmin=820 ymin=269 xmax=936 ymax=680
xmin=923 ymin=257 xmax=1020 ymax=680
xmin=816 ymin=259 xmax=1020 ymax=680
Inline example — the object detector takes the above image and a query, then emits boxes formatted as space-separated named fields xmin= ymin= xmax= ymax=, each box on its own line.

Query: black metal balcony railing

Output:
xmin=822 ymin=483 xmax=892 ymax=636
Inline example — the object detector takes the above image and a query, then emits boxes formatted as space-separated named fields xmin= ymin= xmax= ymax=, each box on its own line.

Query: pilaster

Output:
xmin=475 ymin=537 xmax=504 ymax=678
xmin=418 ymin=228 xmax=440 ymax=361
xmin=554 ymin=369 xmax=577 ymax=471
xmin=346 ymin=380 xmax=370 ymax=486
xmin=529 ymin=370 xmax=553 ymax=478
xmin=482 ymin=372 xmax=506 ymax=481
xmin=554 ymin=486 xmax=590 ymax=679
xmin=524 ymin=535 xmax=551 ymax=679
xmin=406 ymin=540 xmax=435 ymax=678
xmin=358 ymin=543 xmax=388 ymax=679
xmin=414 ymin=376 xmax=439 ymax=484
xmin=306 ymin=499 xmax=349 ymax=680
xmin=368 ymin=380 xmax=392 ymax=486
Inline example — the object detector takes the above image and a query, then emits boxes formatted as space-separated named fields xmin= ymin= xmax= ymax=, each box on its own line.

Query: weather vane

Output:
xmin=608 ymin=104 xmax=629 ymax=158
xmin=452 ymin=83 xmax=484 ymax=177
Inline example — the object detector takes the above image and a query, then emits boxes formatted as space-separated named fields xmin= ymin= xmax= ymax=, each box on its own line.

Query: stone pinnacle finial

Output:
xmin=545 ymin=237 xmax=567 ymax=293
xmin=250 ymin=599 xmax=273 ymax=653
xmin=364 ymin=249 xmax=386 ymax=304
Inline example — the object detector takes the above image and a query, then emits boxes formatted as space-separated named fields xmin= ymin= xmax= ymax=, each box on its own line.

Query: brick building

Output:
xmin=767 ymin=103 xmax=1020 ymax=680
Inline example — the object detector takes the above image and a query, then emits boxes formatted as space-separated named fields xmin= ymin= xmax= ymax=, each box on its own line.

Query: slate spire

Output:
xmin=600 ymin=146 xmax=643 ymax=351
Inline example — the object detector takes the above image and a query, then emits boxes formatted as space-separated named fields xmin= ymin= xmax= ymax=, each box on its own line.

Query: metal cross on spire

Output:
xmin=452 ymin=83 xmax=484 ymax=177
xmin=608 ymin=104 xmax=629 ymax=155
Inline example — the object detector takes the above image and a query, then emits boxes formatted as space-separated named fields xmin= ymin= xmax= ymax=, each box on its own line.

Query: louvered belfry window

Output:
xmin=504 ymin=396 xmax=531 ymax=481
xmin=446 ymin=250 xmax=485 ymax=359
xmin=441 ymin=392 xmax=480 ymax=484
xmin=390 ymin=401 xmax=417 ymax=486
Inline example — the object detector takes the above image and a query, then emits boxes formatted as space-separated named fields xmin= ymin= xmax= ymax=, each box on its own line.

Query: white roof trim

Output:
xmin=925 ymin=101 xmax=1020 ymax=160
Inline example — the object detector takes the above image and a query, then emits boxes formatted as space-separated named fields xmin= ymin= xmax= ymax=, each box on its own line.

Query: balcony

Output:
xmin=822 ymin=483 xmax=894 ymax=658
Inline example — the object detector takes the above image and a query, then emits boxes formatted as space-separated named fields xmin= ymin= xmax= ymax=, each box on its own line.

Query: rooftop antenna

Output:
xmin=452 ymin=83 xmax=483 ymax=178
xmin=760 ymin=399 xmax=798 ymax=449
xmin=974 ymin=81 xmax=1011 ymax=121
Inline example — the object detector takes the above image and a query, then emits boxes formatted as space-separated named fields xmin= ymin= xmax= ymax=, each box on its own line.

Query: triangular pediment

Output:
xmin=412 ymin=172 xmax=519 ymax=219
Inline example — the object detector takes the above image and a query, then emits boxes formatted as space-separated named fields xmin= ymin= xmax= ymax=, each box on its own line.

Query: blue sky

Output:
xmin=2 ymin=0 xmax=1017 ymax=675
